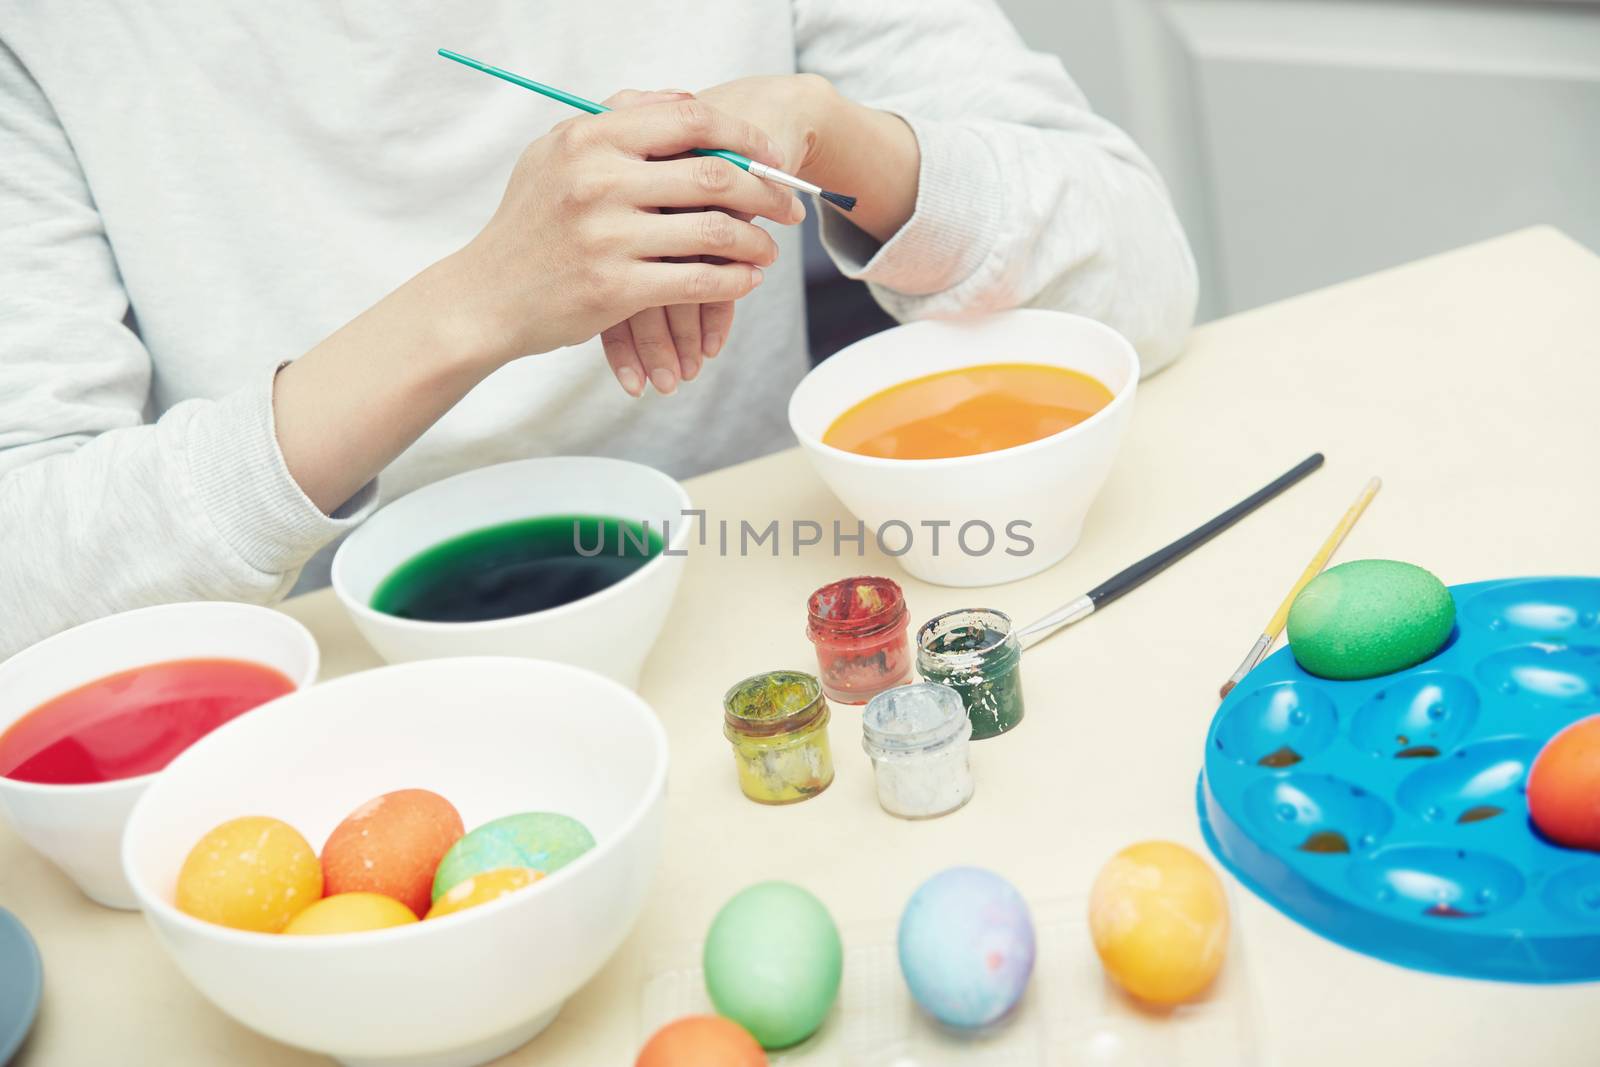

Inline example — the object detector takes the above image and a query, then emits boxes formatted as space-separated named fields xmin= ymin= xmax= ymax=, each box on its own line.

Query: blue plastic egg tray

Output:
xmin=1198 ymin=576 xmax=1600 ymax=982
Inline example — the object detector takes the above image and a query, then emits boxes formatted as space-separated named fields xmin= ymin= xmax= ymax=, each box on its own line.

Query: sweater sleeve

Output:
xmin=0 ymin=39 xmax=373 ymax=660
xmin=793 ymin=0 xmax=1198 ymax=375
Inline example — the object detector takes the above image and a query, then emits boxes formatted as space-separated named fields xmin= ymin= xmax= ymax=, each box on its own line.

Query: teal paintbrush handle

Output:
xmin=437 ymin=49 xmax=753 ymax=172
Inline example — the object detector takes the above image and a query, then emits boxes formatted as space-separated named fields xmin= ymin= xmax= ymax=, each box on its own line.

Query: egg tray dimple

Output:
xmin=1198 ymin=576 xmax=1600 ymax=983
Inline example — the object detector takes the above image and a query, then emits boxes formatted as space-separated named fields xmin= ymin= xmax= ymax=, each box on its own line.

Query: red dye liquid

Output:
xmin=0 ymin=659 xmax=294 ymax=785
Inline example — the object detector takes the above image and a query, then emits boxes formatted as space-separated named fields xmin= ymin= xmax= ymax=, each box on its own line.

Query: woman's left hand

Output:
xmin=600 ymin=78 xmax=837 ymax=396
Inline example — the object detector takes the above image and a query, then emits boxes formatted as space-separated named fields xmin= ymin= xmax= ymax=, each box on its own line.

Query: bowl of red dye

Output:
xmin=0 ymin=602 xmax=318 ymax=909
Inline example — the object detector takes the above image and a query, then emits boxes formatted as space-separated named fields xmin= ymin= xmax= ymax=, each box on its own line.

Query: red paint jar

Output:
xmin=805 ymin=576 xmax=913 ymax=705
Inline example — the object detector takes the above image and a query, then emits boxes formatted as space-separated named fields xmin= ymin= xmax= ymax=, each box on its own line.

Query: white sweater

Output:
xmin=0 ymin=0 xmax=1196 ymax=659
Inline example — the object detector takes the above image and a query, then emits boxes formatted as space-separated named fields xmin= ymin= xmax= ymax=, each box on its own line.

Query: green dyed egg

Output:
xmin=703 ymin=881 xmax=842 ymax=1050
xmin=431 ymin=812 xmax=594 ymax=901
xmin=1287 ymin=559 xmax=1455 ymax=680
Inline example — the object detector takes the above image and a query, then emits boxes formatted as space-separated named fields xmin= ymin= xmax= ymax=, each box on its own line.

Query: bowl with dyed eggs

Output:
xmin=787 ymin=309 xmax=1139 ymax=587
xmin=0 ymin=602 xmax=318 ymax=909
xmin=121 ymin=656 xmax=668 ymax=1067
xmin=331 ymin=456 xmax=692 ymax=689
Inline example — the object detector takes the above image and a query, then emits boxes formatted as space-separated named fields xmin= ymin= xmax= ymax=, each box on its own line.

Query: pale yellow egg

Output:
xmin=424 ymin=867 xmax=543 ymax=920
xmin=1088 ymin=841 xmax=1228 ymax=1005
xmin=176 ymin=816 xmax=322 ymax=933
xmin=283 ymin=892 xmax=418 ymax=935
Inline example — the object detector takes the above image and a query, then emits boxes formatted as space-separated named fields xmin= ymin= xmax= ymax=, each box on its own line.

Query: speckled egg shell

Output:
xmin=322 ymin=789 xmax=464 ymax=917
xmin=431 ymin=812 xmax=594 ymax=901
xmin=176 ymin=815 xmax=322 ymax=933
xmin=703 ymin=881 xmax=842 ymax=1050
xmin=1287 ymin=560 xmax=1455 ymax=680
xmin=897 ymin=866 xmax=1036 ymax=1029
xmin=1089 ymin=841 xmax=1228 ymax=1005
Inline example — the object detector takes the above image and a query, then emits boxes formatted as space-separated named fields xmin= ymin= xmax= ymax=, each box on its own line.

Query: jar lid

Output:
xmin=723 ymin=670 xmax=826 ymax=738
xmin=863 ymin=682 xmax=969 ymax=753
xmin=806 ymin=576 xmax=908 ymax=640
xmin=915 ymin=608 xmax=1020 ymax=675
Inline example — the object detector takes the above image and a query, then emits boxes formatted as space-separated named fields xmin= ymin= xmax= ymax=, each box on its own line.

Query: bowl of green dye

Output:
xmin=331 ymin=457 xmax=692 ymax=689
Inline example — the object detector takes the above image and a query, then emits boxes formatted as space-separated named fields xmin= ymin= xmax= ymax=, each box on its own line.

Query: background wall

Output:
xmin=997 ymin=0 xmax=1600 ymax=321
xmin=807 ymin=0 xmax=1600 ymax=348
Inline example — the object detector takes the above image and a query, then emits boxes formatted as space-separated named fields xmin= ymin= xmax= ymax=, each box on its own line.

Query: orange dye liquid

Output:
xmin=822 ymin=363 xmax=1114 ymax=460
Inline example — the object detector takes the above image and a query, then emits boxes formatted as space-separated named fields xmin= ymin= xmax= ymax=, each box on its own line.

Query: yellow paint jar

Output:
xmin=722 ymin=671 xmax=834 ymax=805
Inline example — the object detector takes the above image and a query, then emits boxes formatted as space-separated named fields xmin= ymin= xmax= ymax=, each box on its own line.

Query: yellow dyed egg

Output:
xmin=176 ymin=816 xmax=322 ymax=932
xmin=424 ymin=867 xmax=544 ymax=920
xmin=1088 ymin=841 xmax=1228 ymax=1005
xmin=283 ymin=892 xmax=418 ymax=935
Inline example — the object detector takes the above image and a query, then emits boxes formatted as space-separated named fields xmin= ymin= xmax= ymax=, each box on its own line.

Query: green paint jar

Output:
xmin=915 ymin=608 xmax=1024 ymax=740
xmin=723 ymin=671 xmax=835 ymax=804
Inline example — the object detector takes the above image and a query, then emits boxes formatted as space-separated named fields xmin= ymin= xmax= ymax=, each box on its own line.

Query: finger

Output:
xmin=665 ymin=303 xmax=704 ymax=381
xmin=626 ymin=156 xmax=804 ymax=224
xmin=599 ymin=321 xmax=646 ymax=397
xmin=592 ymin=98 xmax=785 ymax=169
xmin=602 ymin=89 xmax=691 ymax=111
xmin=626 ymin=306 xmax=681 ymax=395
xmin=637 ymin=210 xmax=779 ymax=266
xmin=632 ymin=260 xmax=765 ymax=310
xmin=699 ymin=300 xmax=735 ymax=360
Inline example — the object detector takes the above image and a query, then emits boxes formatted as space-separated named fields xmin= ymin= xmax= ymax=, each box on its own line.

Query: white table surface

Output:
xmin=5 ymin=226 xmax=1600 ymax=1065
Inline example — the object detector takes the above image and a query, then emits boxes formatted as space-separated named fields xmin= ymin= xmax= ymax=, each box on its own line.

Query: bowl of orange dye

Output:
xmin=788 ymin=309 xmax=1139 ymax=587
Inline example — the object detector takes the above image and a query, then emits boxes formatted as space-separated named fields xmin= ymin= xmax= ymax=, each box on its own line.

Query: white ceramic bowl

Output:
xmin=0 ymin=603 xmax=318 ymax=909
xmin=122 ymin=657 xmax=668 ymax=1067
xmin=788 ymin=309 xmax=1139 ymax=587
xmin=332 ymin=457 xmax=692 ymax=690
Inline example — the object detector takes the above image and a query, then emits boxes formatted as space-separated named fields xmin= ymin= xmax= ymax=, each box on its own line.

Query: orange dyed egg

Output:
xmin=321 ymin=789 xmax=464 ymax=917
xmin=1089 ymin=841 xmax=1228 ymax=1005
xmin=636 ymin=1015 xmax=767 ymax=1067
xmin=1529 ymin=716 xmax=1600 ymax=850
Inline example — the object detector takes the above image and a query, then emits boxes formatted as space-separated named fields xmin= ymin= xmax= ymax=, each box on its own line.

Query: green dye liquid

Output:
xmin=371 ymin=514 xmax=664 ymax=623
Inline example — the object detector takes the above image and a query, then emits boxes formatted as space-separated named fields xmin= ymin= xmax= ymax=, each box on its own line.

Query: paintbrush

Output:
xmin=1013 ymin=453 xmax=1325 ymax=650
xmin=438 ymin=49 xmax=857 ymax=213
xmin=1217 ymin=475 xmax=1381 ymax=698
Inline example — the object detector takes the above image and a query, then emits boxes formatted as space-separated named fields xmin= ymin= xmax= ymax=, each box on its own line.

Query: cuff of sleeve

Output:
xmin=184 ymin=366 xmax=377 ymax=577
xmin=817 ymin=115 xmax=1004 ymax=297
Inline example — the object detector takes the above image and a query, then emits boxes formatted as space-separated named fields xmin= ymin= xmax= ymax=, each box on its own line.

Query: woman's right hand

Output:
xmin=453 ymin=96 xmax=806 ymax=384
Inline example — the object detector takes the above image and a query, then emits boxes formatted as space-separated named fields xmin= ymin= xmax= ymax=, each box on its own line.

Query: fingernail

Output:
xmin=766 ymin=140 xmax=785 ymax=168
xmin=750 ymin=267 xmax=764 ymax=288
xmin=703 ymin=334 xmax=722 ymax=358
xmin=616 ymin=367 xmax=643 ymax=396
xmin=791 ymin=196 xmax=807 ymax=223
xmin=650 ymin=367 xmax=678 ymax=395
xmin=656 ymin=88 xmax=692 ymax=96
xmin=681 ymin=356 xmax=701 ymax=382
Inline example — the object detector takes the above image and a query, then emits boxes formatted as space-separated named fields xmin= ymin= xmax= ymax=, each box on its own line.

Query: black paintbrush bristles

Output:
xmin=820 ymin=189 xmax=856 ymax=213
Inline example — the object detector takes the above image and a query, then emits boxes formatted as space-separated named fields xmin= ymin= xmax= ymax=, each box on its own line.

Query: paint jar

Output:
xmin=805 ymin=576 xmax=913 ymax=705
xmin=862 ymin=682 xmax=974 ymax=819
xmin=723 ymin=670 xmax=835 ymax=804
xmin=916 ymin=608 xmax=1025 ymax=740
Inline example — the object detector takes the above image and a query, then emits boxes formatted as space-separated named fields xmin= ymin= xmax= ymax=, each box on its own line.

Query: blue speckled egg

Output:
xmin=431 ymin=812 xmax=594 ymax=901
xmin=898 ymin=867 xmax=1036 ymax=1029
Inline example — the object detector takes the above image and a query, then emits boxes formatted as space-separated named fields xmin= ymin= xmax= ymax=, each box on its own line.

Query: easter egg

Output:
xmin=176 ymin=815 xmax=322 ymax=932
xmin=432 ymin=812 xmax=593 ymax=900
xmin=321 ymin=788 xmax=464 ymax=917
xmin=283 ymin=892 xmax=418 ymax=935
xmin=703 ymin=882 xmax=842 ymax=1050
xmin=1089 ymin=841 xmax=1228 ymax=1005
xmin=424 ymin=867 xmax=544 ymax=919
xmin=1529 ymin=715 xmax=1600 ymax=850
xmin=1287 ymin=560 xmax=1455 ymax=680
xmin=635 ymin=1015 xmax=767 ymax=1067
xmin=897 ymin=867 xmax=1036 ymax=1029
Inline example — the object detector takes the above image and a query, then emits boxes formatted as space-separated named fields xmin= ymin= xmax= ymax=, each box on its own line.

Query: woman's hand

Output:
xmin=600 ymin=76 xmax=921 ymax=396
xmin=454 ymin=94 xmax=806 ymax=387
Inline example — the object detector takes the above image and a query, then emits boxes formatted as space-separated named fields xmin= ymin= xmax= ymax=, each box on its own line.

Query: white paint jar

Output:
xmin=862 ymin=682 xmax=974 ymax=820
